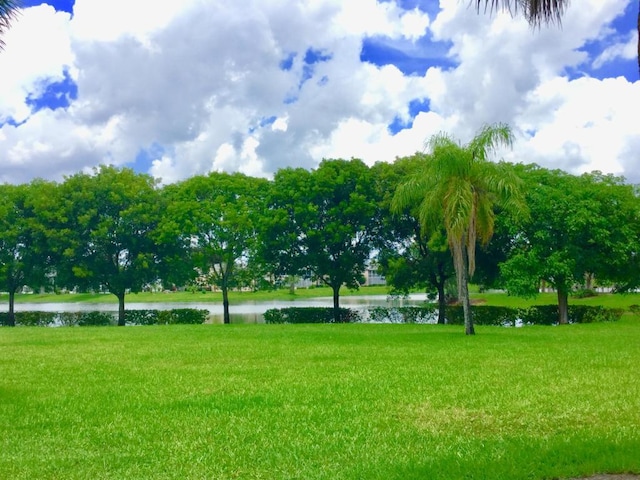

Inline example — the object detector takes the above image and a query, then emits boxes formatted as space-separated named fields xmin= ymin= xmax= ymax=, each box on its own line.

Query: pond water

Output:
xmin=6 ymin=293 xmax=430 ymax=324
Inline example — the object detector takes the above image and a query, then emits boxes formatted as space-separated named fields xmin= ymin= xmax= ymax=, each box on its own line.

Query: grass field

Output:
xmin=1 ymin=318 xmax=639 ymax=479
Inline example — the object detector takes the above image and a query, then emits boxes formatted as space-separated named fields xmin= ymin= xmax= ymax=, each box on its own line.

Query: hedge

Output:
xmin=264 ymin=307 xmax=361 ymax=324
xmin=0 ymin=309 xmax=209 ymax=327
xmin=366 ymin=305 xmax=624 ymax=326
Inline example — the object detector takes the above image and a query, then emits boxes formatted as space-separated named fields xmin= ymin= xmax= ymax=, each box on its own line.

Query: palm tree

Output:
xmin=0 ymin=0 xmax=21 ymax=50
xmin=477 ymin=0 xmax=639 ymax=77
xmin=392 ymin=124 xmax=527 ymax=335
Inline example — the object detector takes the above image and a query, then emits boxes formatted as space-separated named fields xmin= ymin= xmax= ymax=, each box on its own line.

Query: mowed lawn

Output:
xmin=1 ymin=319 xmax=639 ymax=479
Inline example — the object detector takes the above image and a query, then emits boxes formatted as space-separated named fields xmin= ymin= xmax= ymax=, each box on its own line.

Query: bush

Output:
xmin=162 ymin=309 xmax=209 ymax=325
xmin=57 ymin=311 xmax=115 ymax=326
xmin=629 ymin=304 xmax=640 ymax=314
xmin=572 ymin=288 xmax=598 ymax=299
xmin=77 ymin=311 xmax=114 ymax=326
xmin=4 ymin=311 xmax=57 ymax=327
xmin=519 ymin=305 xmax=559 ymax=326
xmin=569 ymin=305 xmax=623 ymax=323
xmin=264 ymin=307 xmax=360 ymax=324
xmin=367 ymin=306 xmax=438 ymax=324
xmin=125 ymin=309 xmax=208 ymax=325
xmin=126 ymin=309 xmax=159 ymax=326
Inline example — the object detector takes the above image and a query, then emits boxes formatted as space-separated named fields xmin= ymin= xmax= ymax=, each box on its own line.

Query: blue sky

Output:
xmin=1 ymin=0 xmax=638 ymax=184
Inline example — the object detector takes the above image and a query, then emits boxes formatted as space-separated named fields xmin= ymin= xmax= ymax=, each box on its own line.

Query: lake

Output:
xmin=5 ymin=293 xmax=430 ymax=324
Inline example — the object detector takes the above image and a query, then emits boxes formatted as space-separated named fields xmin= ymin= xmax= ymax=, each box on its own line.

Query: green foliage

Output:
xmin=259 ymin=159 xmax=382 ymax=322
xmin=163 ymin=172 xmax=269 ymax=323
xmin=392 ymin=124 xmax=528 ymax=335
xmin=367 ymin=305 xmax=438 ymax=323
xmin=125 ymin=309 xmax=208 ymax=325
xmin=500 ymin=165 xmax=640 ymax=322
xmin=572 ymin=288 xmax=598 ymax=299
xmin=263 ymin=307 xmax=361 ymax=324
xmin=365 ymin=305 xmax=623 ymax=326
xmin=0 ymin=311 xmax=57 ymax=327
xmin=0 ymin=309 xmax=208 ymax=326
xmin=162 ymin=309 xmax=209 ymax=325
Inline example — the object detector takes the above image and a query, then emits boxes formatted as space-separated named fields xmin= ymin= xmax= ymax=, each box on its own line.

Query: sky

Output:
xmin=0 ymin=0 xmax=638 ymax=185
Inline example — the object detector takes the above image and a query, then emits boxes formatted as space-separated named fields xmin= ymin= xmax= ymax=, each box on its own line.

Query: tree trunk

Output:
xmin=436 ymin=280 xmax=446 ymax=325
xmin=222 ymin=286 xmax=230 ymax=324
xmin=7 ymin=289 xmax=16 ymax=327
xmin=332 ymin=284 xmax=341 ymax=323
xmin=116 ymin=291 xmax=126 ymax=326
xmin=459 ymin=244 xmax=475 ymax=335
xmin=289 ymin=276 xmax=296 ymax=295
xmin=557 ymin=288 xmax=569 ymax=325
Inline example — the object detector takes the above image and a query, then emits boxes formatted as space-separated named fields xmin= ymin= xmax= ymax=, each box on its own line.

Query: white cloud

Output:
xmin=0 ymin=5 xmax=73 ymax=124
xmin=593 ymin=29 xmax=638 ymax=68
xmin=0 ymin=0 xmax=638 ymax=186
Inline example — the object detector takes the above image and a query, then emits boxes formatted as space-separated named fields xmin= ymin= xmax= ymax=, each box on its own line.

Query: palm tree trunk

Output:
xmin=454 ymin=242 xmax=475 ymax=335
xmin=460 ymin=264 xmax=474 ymax=335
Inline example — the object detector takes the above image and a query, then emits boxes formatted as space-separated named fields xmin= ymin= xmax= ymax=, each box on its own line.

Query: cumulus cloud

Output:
xmin=0 ymin=0 xmax=638 ymax=185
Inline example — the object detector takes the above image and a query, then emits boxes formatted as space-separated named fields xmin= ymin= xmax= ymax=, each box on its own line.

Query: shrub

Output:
xmin=57 ymin=311 xmax=115 ymax=326
xmin=629 ymin=304 xmax=640 ymax=314
xmin=126 ymin=310 xmax=159 ymax=326
xmin=519 ymin=305 xmax=559 ymax=325
xmin=12 ymin=311 xmax=57 ymax=327
xmin=572 ymin=288 xmax=598 ymax=299
xmin=367 ymin=306 xmax=438 ymax=324
xmin=264 ymin=307 xmax=360 ymax=324
xmin=77 ymin=311 xmax=115 ymax=326
xmin=163 ymin=309 xmax=209 ymax=325
xmin=569 ymin=305 xmax=623 ymax=323
xmin=125 ymin=309 xmax=208 ymax=325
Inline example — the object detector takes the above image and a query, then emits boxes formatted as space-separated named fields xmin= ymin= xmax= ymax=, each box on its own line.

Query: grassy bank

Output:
xmin=1 ymin=320 xmax=639 ymax=479
xmin=0 ymin=285 xmax=391 ymax=305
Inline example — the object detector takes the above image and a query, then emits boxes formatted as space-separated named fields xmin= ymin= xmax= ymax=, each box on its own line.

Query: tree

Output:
xmin=372 ymin=158 xmax=456 ymax=325
xmin=164 ymin=172 xmax=268 ymax=324
xmin=0 ymin=182 xmax=51 ymax=326
xmin=260 ymin=159 xmax=380 ymax=323
xmin=477 ymin=0 xmax=639 ymax=77
xmin=0 ymin=0 xmax=20 ymax=50
xmin=392 ymin=124 xmax=527 ymax=335
xmin=500 ymin=165 xmax=640 ymax=324
xmin=53 ymin=166 xmax=165 ymax=326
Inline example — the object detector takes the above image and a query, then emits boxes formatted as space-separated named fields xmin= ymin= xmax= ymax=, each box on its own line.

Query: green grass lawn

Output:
xmin=1 ymin=319 xmax=639 ymax=479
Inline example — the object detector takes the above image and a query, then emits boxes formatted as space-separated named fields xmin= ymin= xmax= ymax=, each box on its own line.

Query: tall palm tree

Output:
xmin=478 ymin=0 xmax=639 ymax=77
xmin=0 ymin=0 xmax=21 ymax=51
xmin=392 ymin=124 xmax=527 ymax=335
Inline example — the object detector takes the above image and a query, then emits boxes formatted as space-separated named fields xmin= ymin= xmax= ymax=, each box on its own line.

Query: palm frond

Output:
xmin=0 ymin=0 xmax=21 ymax=50
xmin=475 ymin=0 xmax=569 ymax=26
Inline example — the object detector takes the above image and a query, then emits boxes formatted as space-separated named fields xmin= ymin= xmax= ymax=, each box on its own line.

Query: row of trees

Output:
xmin=1 ymin=126 xmax=639 ymax=332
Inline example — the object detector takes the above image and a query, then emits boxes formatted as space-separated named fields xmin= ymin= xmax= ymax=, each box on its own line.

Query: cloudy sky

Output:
xmin=1 ymin=0 xmax=638 ymax=184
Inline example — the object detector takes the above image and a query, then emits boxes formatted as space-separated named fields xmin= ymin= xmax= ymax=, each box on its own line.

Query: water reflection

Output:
xmin=7 ymin=294 xmax=429 ymax=324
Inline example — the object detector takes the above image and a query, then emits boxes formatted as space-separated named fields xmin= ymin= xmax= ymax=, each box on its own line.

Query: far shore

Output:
xmin=2 ymin=286 xmax=640 ymax=310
